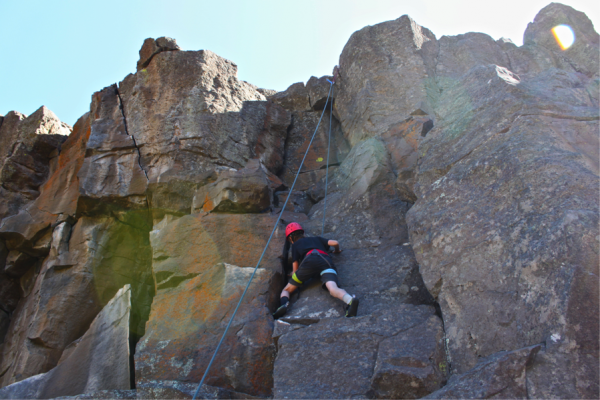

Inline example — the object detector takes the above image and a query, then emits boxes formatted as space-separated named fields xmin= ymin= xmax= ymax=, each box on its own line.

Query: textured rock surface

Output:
xmin=279 ymin=110 xmax=349 ymax=191
xmin=78 ymin=84 xmax=149 ymax=215
xmin=523 ymin=3 xmax=599 ymax=78
xmin=135 ymin=213 xmax=303 ymax=397
xmin=191 ymin=159 xmax=279 ymax=214
xmin=269 ymin=82 xmax=311 ymax=112
xmin=406 ymin=55 xmax=598 ymax=398
xmin=117 ymin=48 xmax=290 ymax=218
xmin=0 ymin=215 xmax=152 ymax=388
xmin=0 ymin=285 xmax=131 ymax=399
xmin=1 ymin=4 xmax=598 ymax=398
xmin=274 ymin=304 xmax=443 ymax=399
xmin=54 ymin=390 xmax=137 ymax=399
xmin=274 ymin=134 xmax=439 ymax=397
xmin=137 ymin=37 xmax=181 ymax=71
xmin=0 ymin=107 xmax=69 ymax=220
xmin=423 ymin=345 xmax=542 ymax=399
xmin=370 ymin=315 xmax=447 ymax=399
xmin=335 ymin=15 xmax=437 ymax=146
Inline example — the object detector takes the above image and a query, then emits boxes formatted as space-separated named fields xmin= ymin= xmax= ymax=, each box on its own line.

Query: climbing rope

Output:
xmin=192 ymin=80 xmax=334 ymax=400
xmin=321 ymin=81 xmax=334 ymax=235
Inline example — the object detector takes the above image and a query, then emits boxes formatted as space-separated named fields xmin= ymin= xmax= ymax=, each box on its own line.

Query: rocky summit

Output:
xmin=0 ymin=3 xmax=598 ymax=399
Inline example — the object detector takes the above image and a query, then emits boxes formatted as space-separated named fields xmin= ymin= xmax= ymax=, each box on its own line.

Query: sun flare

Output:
xmin=551 ymin=24 xmax=575 ymax=50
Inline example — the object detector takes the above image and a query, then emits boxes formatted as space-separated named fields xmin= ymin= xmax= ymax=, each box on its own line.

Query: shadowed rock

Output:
xmin=269 ymin=82 xmax=311 ymax=112
xmin=0 ymin=214 xmax=152 ymax=388
xmin=280 ymin=110 xmax=349 ymax=191
xmin=0 ymin=285 xmax=131 ymax=399
xmin=305 ymin=75 xmax=334 ymax=111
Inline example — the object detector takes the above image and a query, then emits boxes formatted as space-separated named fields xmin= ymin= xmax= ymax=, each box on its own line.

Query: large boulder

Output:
xmin=407 ymin=61 xmax=598 ymax=398
xmin=0 ymin=285 xmax=131 ymax=399
xmin=335 ymin=15 xmax=437 ymax=146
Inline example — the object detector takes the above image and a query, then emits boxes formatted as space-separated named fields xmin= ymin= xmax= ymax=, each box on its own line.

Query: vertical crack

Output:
xmin=115 ymin=87 xmax=149 ymax=182
xmin=113 ymin=85 xmax=154 ymax=389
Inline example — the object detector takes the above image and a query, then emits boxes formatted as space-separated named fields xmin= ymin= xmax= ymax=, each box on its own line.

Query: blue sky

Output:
xmin=1 ymin=0 xmax=598 ymax=126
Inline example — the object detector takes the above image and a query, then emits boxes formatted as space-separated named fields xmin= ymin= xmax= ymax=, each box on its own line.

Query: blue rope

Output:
xmin=321 ymin=84 xmax=333 ymax=235
xmin=192 ymin=81 xmax=334 ymax=400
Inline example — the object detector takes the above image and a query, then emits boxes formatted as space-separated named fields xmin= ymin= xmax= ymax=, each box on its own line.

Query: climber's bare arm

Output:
xmin=292 ymin=261 xmax=299 ymax=273
xmin=328 ymin=240 xmax=341 ymax=253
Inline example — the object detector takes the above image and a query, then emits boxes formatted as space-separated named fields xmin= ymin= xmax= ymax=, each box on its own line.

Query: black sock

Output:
xmin=280 ymin=296 xmax=289 ymax=307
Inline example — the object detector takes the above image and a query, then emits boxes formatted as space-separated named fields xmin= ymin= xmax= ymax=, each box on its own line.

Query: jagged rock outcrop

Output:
xmin=137 ymin=37 xmax=181 ymax=71
xmin=119 ymin=45 xmax=290 ymax=219
xmin=0 ymin=285 xmax=131 ymax=399
xmin=0 ymin=2 xmax=598 ymax=399
xmin=0 ymin=107 xmax=70 ymax=221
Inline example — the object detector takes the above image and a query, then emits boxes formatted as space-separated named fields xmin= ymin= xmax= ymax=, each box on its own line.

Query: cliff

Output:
xmin=0 ymin=3 xmax=598 ymax=399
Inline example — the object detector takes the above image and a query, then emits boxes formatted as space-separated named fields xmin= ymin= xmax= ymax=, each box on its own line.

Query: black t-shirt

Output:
xmin=291 ymin=236 xmax=330 ymax=263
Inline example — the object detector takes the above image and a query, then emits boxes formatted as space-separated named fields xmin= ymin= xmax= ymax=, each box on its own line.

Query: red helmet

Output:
xmin=285 ymin=222 xmax=303 ymax=238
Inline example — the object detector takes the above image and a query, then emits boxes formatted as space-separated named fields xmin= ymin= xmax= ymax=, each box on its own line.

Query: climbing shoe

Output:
xmin=345 ymin=297 xmax=359 ymax=317
xmin=273 ymin=304 xmax=288 ymax=319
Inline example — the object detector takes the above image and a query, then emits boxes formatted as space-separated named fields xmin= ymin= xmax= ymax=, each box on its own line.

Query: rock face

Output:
xmin=117 ymin=47 xmax=290 ymax=219
xmin=335 ymin=15 xmax=437 ymax=146
xmin=274 ymin=304 xmax=444 ymax=399
xmin=0 ymin=107 xmax=69 ymax=220
xmin=135 ymin=212 xmax=294 ymax=397
xmin=0 ymin=285 xmax=131 ymax=399
xmin=424 ymin=344 xmax=542 ymax=399
xmin=0 ymin=3 xmax=598 ymax=399
xmin=191 ymin=159 xmax=281 ymax=214
xmin=407 ymin=47 xmax=598 ymax=400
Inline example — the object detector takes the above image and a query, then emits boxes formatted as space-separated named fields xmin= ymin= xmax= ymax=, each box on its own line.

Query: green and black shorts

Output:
xmin=289 ymin=252 xmax=338 ymax=288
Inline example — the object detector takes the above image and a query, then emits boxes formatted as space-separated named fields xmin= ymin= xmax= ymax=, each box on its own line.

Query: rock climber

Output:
xmin=273 ymin=222 xmax=359 ymax=319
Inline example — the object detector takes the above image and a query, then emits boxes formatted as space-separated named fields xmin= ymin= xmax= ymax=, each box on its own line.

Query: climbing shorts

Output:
xmin=289 ymin=253 xmax=339 ymax=288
